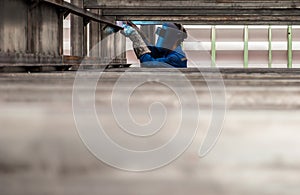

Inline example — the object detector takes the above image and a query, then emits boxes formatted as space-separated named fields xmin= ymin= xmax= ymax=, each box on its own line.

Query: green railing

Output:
xmin=208 ymin=25 xmax=294 ymax=68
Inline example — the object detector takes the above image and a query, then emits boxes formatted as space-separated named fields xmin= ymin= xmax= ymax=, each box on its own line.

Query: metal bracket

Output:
xmin=40 ymin=0 xmax=123 ymax=30
xmin=64 ymin=10 xmax=71 ymax=19
xmin=83 ymin=18 xmax=91 ymax=26
xmin=28 ymin=0 xmax=41 ymax=10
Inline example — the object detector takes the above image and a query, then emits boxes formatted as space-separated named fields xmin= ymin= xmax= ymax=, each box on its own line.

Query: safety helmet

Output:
xmin=155 ymin=23 xmax=187 ymax=50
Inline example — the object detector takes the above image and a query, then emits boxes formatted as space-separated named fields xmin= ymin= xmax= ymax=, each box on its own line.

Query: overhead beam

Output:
xmin=85 ymin=0 xmax=300 ymax=9
xmin=41 ymin=0 xmax=122 ymax=30
xmin=111 ymin=16 xmax=300 ymax=25
xmin=84 ymin=0 xmax=300 ymax=24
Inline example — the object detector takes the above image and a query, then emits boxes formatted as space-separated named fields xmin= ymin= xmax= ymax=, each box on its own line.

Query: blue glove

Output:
xmin=104 ymin=26 xmax=116 ymax=35
xmin=122 ymin=25 xmax=137 ymax=37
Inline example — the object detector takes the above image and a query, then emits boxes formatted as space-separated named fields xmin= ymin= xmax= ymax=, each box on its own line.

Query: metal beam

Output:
xmin=41 ymin=0 xmax=122 ymax=30
xmin=112 ymin=16 xmax=300 ymax=25
xmin=84 ymin=0 xmax=300 ymax=24
xmin=85 ymin=0 xmax=300 ymax=9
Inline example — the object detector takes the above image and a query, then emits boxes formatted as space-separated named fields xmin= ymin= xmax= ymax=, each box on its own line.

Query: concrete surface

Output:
xmin=0 ymin=68 xmax=300 ymax=195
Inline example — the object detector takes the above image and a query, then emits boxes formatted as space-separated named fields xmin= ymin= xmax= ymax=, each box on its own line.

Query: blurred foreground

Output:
xmin=0 ymin=68 xmax=300 ymax=195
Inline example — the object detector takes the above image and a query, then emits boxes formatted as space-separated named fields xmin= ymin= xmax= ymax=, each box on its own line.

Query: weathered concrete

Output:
xmin=71 ymin=0 xmax=85 ymax=57
xmin=0 ymin=0 xmax=63 ymax=64
xmin=0 ymin=0 xmax=27 ymax=54
xmin=0 ymin=69 xmax=300 ymax=195
xmin=89 ymin=10 xmax=101 ymax=57
xmin=0 ymin=0 xmax=125 ymax=66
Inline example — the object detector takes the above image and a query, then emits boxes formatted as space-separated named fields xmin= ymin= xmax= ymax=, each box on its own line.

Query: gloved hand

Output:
xmin=103 ymin=26 xmax=116 ymax=35
xmin=121 ymin=25 xmax=151 ymax=59
xmin=103 ymin=25 xmax=121 ymax=35
xmin=122 ymin=25 xmax=137 ymax=37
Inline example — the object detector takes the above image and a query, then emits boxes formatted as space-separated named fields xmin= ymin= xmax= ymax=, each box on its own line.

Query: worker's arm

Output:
xmin=122 ymin=25 xmax=151 ymax=58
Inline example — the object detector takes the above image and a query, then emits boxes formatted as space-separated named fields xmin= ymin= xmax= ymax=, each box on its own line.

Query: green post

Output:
xmin=211 ymin=25 xmax=216 ymax=67
xmin=268 ymin=25 xmax=272 ymax=68
xmin=244 ymin=25 xmax=249 ymax=68
xmin=288 ymin=25 xmax=293 ymax=68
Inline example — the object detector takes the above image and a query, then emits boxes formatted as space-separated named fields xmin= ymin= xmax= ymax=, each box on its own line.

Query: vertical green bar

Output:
xmin=268 ymin=25 xmax=272 ymax=68
xmin=211 ymin=25 xmax=216 ymax=67
xmin=244 ymin=25 xmax=249 ymax=68
xmin=288 ymin=25 xmax=293 ymax=68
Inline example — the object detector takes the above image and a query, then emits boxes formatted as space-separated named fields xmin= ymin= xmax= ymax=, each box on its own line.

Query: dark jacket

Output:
xmin=139 ymin=46 xmax=187 ymax=68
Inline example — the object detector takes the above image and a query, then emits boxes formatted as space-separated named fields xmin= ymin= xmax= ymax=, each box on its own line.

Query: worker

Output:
xmin=122 ymin=22 xmax=188 ymax=68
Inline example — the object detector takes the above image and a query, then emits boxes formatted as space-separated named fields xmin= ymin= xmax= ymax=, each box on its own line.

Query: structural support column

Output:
xmin=100 ymin=23 xmax=118 ymax=64
xmin=58 ymin=11 xmax=64 ymax=56
xmin=98 ymin=15 xmax=127 ymax=65
xmin=71 ymin=0 xmax=84 ymax=57
xmin=89 ymin=9 xmax=100 ymax=57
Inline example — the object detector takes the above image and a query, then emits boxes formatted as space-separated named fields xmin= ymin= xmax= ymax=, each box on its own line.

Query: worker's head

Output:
xmin=156 ymin=23 xmax=187 ymax=51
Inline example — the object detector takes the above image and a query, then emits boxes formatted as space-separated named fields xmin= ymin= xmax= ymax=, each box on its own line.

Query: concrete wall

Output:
xmin=28 ymin=3 xmax=61 ymax=56
xmin=71 ymin=0 xmax=85 ymax=57
xmin=0 ymin=0 xmax=28 ymax=54
xmin=0 ymin=0 xmax=62 ymax=65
